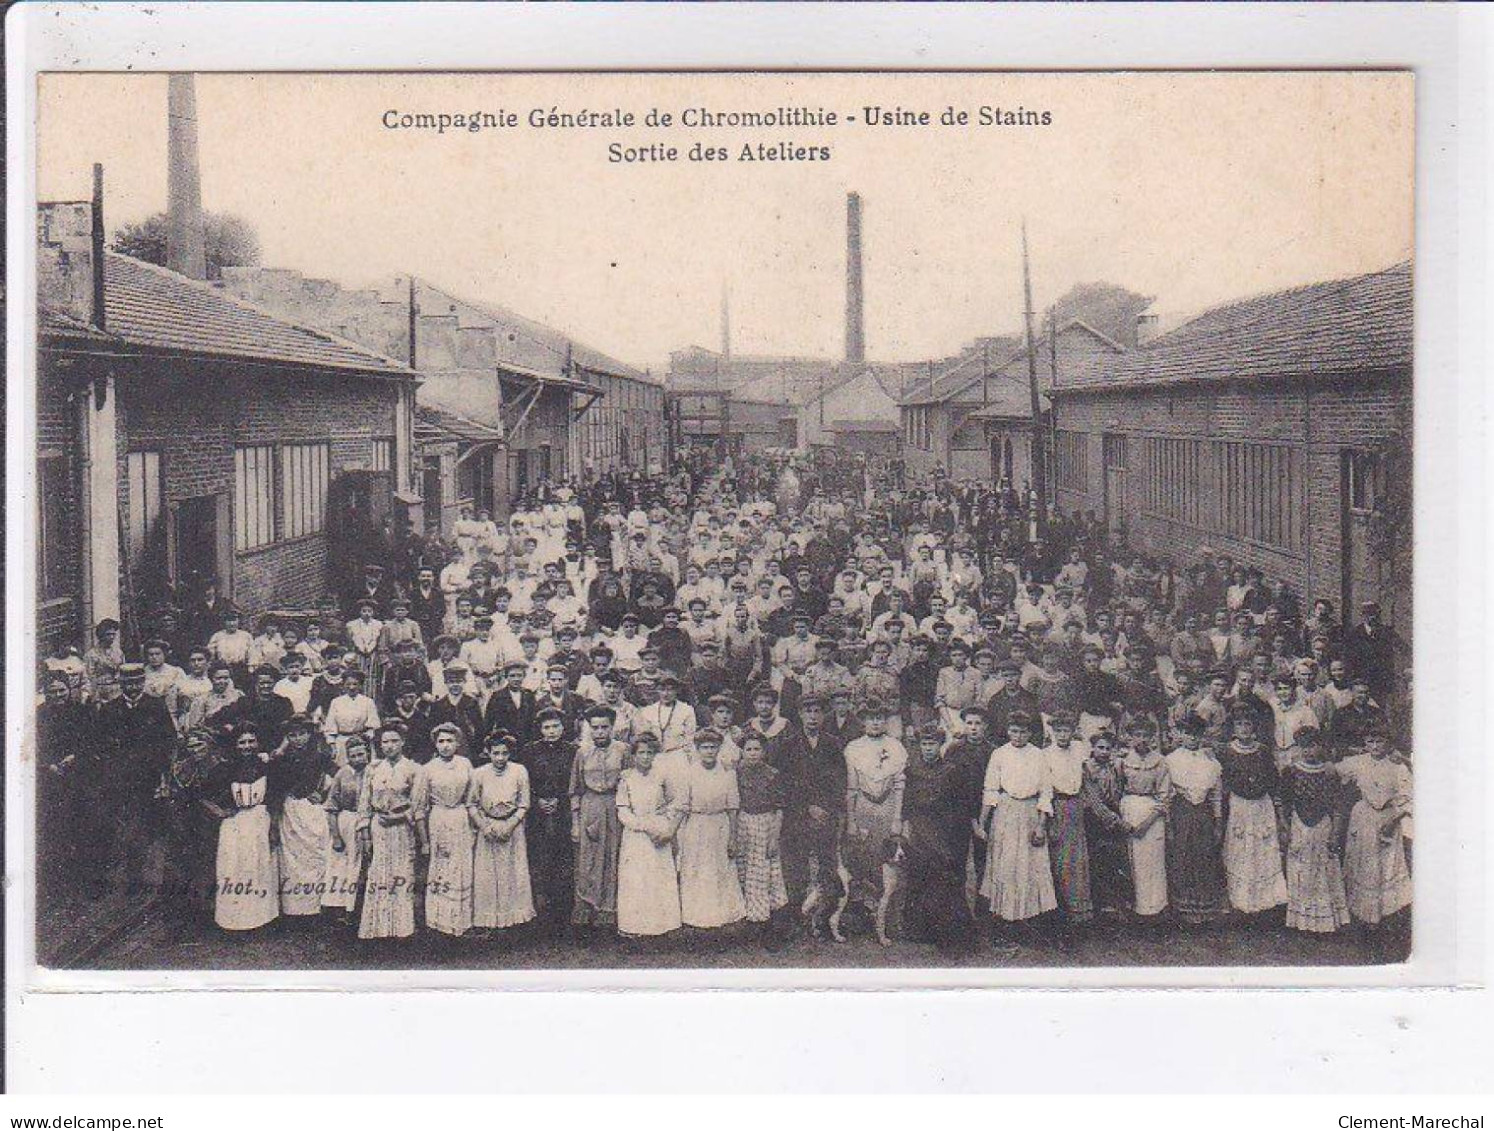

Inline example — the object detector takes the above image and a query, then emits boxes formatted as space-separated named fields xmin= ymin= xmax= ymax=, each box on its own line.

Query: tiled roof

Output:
xmin=96 ymin=253 xmax=418 ymax=377
xmin=1057 ymin=262 xmax=1412 ymax=392
xmin=415 ymin=401 xmax=504 ymax=443
xmin=967 ymin=377 xmax=1051 ymax=420
xmin=40 ymin=306 xmax=117 ymax=343
xmin=421 ymin=282 xmax=651 ymax=385
xmin=898 ymin=335 xmax=1025 ymax=406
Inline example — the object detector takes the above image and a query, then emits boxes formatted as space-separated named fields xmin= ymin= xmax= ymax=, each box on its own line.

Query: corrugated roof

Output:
xmin=415 ymin=401 xmax=504 ymax=443
xmin=95 ymin=253 xmax=418 ymax=377
xmin=1057 ymin=262 xmax=1412 ymax=392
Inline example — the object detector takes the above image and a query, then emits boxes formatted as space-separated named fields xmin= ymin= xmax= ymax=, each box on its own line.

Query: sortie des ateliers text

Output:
xmin=379 ymin=104 xmax=1055 ymax=164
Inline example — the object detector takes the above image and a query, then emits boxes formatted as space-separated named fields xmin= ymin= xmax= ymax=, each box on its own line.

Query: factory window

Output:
xmin=1056 ymin=430 xmax=1089 ymax=492
xmin=1214 ymin=440 xmax=1302 ymax=552
xmin=1140 ymin=436 xmax=1202 ymax=525
xmin=235 ymin=444 xmax=276 ymax=551
xmin=38 ymin=454 xmax=72 ymax=600
xmin=281 ymin=442 xmax=329 ymax=540
xmin=1347 ymin=450 xmax=1378 ymax=514
xmin=370 ymin=437 xmax=393 ymax=473
xmin=125 ymin=450 xmax=166 ymax=578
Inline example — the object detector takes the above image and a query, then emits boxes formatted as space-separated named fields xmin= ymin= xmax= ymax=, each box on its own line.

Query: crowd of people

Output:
xmin=36 ymin=449 xmax=1412 ymax=962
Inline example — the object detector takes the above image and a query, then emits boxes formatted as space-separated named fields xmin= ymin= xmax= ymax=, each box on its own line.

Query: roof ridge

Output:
xmin=106 ymin=252 xmax=418 ymax=374
xmin=1145 ymin=261 xmax=1412 ymax=350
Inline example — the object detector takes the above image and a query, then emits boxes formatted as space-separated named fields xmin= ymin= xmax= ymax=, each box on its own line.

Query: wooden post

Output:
xmin=1021 ymin=220 xmax=1048 ymax=540
xmin=91 ymin=164 xmax=106 ymax=330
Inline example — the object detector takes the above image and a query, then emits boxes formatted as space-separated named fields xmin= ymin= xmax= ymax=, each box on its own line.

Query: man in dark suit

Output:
xmin=406 ymin=565 xmax=446 ymax=648
xmin=483 ymin=660 xmax=536 ymax=749
xmin=1343 ymin=601 xmax=1402 ymax=704
xmin=96 ymin=663 xmax=177 ymax=894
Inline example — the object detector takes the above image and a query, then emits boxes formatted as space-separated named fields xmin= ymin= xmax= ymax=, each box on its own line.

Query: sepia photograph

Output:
xmin=28 ymin=69 xmax=1416 ymax=977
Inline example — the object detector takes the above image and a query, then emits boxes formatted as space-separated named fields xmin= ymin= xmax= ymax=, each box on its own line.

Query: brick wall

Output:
xmin=116 ymin=358 xmax=401 ymax=615
xmin=37 ymin=368 xmax=84 ymax=656
xmin=1051 ymin=372 xmax=1411 ymax=620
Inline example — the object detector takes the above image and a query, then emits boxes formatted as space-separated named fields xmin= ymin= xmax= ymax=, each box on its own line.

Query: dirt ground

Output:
xmin=76 ymin=902 xmax=1400 ymax=973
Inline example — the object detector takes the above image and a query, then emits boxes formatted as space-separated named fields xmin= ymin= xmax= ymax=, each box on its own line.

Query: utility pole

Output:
xmin=1021 ymin=220 xmax=1048 ymax=541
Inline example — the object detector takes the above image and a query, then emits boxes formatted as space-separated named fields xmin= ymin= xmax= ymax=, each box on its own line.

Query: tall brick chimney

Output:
xmin=845 ymin=192 xmax=864 ymax=364
xmin=167 ymin=73 xmax=207 ymax=280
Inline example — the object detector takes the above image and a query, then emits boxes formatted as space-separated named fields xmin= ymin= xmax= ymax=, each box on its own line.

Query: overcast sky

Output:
xmin=38 ymin=71 xmax=1413 ymax=372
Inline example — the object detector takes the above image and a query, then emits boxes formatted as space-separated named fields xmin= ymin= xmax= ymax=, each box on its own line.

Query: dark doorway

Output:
xmin=172 ymin=494 xmax=227 ymax=601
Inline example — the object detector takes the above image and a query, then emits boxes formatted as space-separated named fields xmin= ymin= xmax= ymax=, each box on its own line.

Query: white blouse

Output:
xmin=982 ymin=743 xmax=1054 ymax=813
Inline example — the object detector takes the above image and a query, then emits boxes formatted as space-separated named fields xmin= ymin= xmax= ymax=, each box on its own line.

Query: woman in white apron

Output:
xmin=215 ymin=725 xmax=280 ymax=932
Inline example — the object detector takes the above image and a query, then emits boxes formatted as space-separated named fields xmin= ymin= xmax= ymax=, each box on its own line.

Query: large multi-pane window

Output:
xmin=125 ymin=450 xmax=165 ymax=576
xmin=235 ymin=444 xmax=275 ymax=551
xmin=38 ymin=454 xmax=71 ymax=600
xmin=370 ymin=438 xmax=393 ymax=473
xmin=1055 ymin=430 xmax=1089 ymax=492
xmin=281 ymin=442 xmax=329 ymax=540
xmin=1139 ymin=436 xmax=1202 ymax=525
xmin=1213 ymin=440 xmax=1303 ymax=552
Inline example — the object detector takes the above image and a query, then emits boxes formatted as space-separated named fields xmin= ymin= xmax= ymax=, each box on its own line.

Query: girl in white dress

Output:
xmin=468 ymin=730 xmax=536 ymax=931
xmin=1337 ymin=727 xmax=1412 ymax=929
xmin=615 ymin=734 xmax=683 ymax=938
xmin=979 ymin=711 xmax=1057 ymax=930
xmin=675 ymin=729 xmax=746 ymax=930
xmin=416 ymin=724 xmax=476 ymax=937
xmin=215 ymin=725 xmax=280 ymax=932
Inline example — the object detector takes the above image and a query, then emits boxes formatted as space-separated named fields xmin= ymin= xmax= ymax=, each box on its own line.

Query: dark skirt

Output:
xmin=1166 ymin=796 xmax=1228 ymax=922
xmin=1084 ymin=817 xmax=1133 ymax=915
xmin=1049 ymin=795 xmax=1094 ymax=923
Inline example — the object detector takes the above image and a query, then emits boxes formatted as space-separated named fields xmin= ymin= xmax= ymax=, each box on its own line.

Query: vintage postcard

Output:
xmin=26 ymin=69 xmax=1415 ymax=982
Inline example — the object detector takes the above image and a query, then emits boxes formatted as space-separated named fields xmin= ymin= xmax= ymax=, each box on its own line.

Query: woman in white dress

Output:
xmin=416 ymin=724 xmax=475 ymax=937
xmin=979 ymin=711 xmax=1058 ymax=928
xmin=468 ymin=730 xmax=536 ymax=931
xmin=675 ymin=729 xmax=745 ymax=930
xmin=215 ymin=725 xmax=280 ymax=932
xmin=355 ymin=724 xmax=424 ymax=940
xmin=1337 ymin=727 xmax=1412 ymax=926
xmin=615 ymin=735 xmax=683 ymax=938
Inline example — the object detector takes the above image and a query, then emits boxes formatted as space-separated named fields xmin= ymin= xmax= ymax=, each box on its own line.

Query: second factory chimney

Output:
xmin=167 ymin=73 xmax=208 ymax=280
xmin=844 ymin=191 xmax=865 ymax=364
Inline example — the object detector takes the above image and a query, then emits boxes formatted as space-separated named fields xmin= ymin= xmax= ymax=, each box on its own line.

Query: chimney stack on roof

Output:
xmin=167 ymin=73 xmax=207 ymax=280
xmin=1135 ymin=312 xmax=1161 ymax=346
xmin=845 ymin=192 xmax=865 ymax=365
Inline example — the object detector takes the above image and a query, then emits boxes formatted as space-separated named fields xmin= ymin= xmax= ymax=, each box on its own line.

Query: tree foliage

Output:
xmin=1042 ymin=282 xmax=1155 ymax=348
xmin=110 ymin=211 xmax=262 ymax=279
